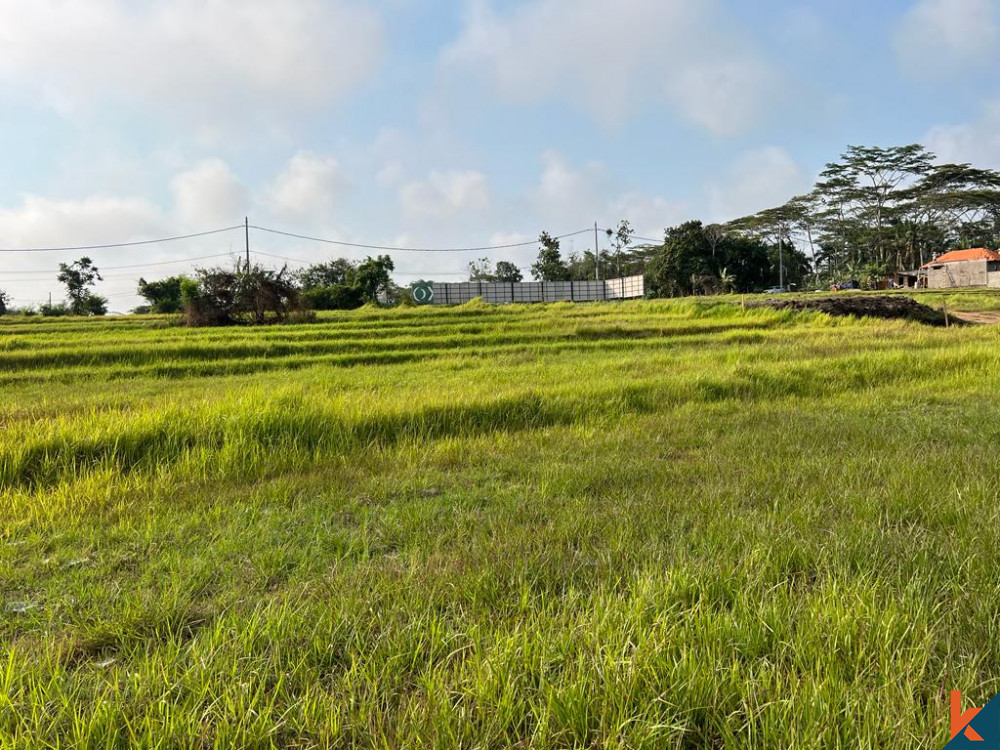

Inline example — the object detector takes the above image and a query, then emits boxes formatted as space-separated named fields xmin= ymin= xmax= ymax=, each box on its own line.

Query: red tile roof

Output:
xmin=921 ymin=248 xmax=1000 ymax=268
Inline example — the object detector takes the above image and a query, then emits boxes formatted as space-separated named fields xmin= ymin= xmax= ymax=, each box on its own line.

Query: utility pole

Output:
xmin=245 ymin=217 xmax=250 ymax=269
xmin=778 ymin=231 xmax=785 ymax=290
xmin=593 ymin=222 xmax=600 ymax=281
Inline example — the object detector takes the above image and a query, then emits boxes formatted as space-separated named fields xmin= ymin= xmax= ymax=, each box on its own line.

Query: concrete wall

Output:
xmin=428 ymin=275 xmax=645 ymax=305
xmin=988 ymin=271 xmax=1000 ymax=289
xmin=927 ymin=259 xmax=988 ymax=289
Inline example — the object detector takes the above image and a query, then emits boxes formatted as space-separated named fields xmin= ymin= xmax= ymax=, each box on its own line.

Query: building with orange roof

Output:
xmin=921 ymin=248 xmax=1000 ymax=289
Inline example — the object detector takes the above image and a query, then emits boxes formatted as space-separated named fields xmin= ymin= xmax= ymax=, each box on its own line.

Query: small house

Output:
xmin=921 ymin=248 xmax=1000 ymax=289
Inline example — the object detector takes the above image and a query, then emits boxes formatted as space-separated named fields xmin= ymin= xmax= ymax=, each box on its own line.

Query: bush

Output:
xmin=40 ymin=302 xmax=71 ymax=317
xmin=82 ymin=295 xmax=108 ymax=316
xmin=301 ymin=284 xmax=364 ymax=311
xmin=138 ymin=276 xmax=186 ymax=313
xmin=182 ymin=263 xmax=303 ymax=327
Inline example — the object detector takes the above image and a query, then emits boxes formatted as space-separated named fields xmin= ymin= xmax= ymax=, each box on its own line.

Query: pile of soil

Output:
xmin=751 ymin=295 xmax=953 ymax=326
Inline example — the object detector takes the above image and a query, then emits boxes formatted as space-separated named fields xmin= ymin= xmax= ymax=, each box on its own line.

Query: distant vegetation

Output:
xmin=726 ymin=144 xmax=1000 ymax=285
xmin=133 ymin=255 xmax=399 ymax=325
xmin=4 ymin=143 xmax=997 ymax=319
xmin=520 ymin=143 xmax=1000 ymax=295
xmin=57 ymin=257 xmax=107 ymax=316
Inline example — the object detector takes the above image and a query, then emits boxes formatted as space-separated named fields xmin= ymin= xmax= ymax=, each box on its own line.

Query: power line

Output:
xmin=251 ymin=250 xmax=533 ymax=276
xmin=598 ymin=227 xmax=662 ymax=244
xmin=249 ymin=224 xmax=591 ymax=253
xmin=0 ymin=226 xmax=243 ymax=253
xmin=0 ymin=252 xmax=238 ymax=276
xmin=251 ymin=250 xmax=312 ymax=265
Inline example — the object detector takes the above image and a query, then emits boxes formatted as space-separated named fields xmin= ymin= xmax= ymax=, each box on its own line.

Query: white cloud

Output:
xmin=776 ymin=7 xmax=829 ymax=48
xmin=0 ymin=0 xmax=383 ymax=125
xmin=708 ymin=147 xmax=807 ymax=222
xmin=376 ymin=162 xmax=406 ymax=188
xmin=894 ymin=0 xmax=999 ymax=73
xmin=265 ymin=152 xmax=351 ymax=222
xmin=530 ymin=151 xmax=687 ymax=238
xmin=0 ymin=195 xmax=172 ymax=306
xmin=0 ymin=195 xmax=169 ymax=251
xmin=489 ymin=232 xmax=529 ymax=246
xmin=925 ymin=100 xmax=1000 ymax=168
xmin=171 ymin=159 xmax=249 ymax=228
xmin=442 ymin=0 xmax=779 ymax=134
xmin=400 ymin=170 xmax=491 ymax=221
xmin=532 ymin=153 xmax=610 ymax=226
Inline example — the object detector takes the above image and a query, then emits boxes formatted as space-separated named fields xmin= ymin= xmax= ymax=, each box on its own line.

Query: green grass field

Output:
xmin=3 ymin=297 xmax=1000 ymax=748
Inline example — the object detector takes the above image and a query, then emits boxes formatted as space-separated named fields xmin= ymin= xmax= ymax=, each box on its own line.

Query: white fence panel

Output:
xmin=426 ymin=275 xmax=644 ymax=305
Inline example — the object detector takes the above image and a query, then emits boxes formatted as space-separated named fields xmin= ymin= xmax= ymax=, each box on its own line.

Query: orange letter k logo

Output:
xmin=952 ymin=691 xmax=985 ymax=741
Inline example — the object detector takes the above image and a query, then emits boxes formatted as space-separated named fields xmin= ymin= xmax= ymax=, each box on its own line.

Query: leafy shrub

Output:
xmin=182 ymin=263 xmax=302 ymax=326
xmin=301 ymin=284 xmax=364 ymax=311
xmin=138 ymin=276 xmax=186 ymax=313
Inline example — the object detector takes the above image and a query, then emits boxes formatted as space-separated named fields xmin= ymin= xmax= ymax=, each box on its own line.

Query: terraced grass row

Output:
xmin=3 ymin=297 xmax=1000 ymax=747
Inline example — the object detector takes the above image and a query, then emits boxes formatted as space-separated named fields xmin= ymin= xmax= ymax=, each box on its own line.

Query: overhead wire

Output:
xmin=248 ymin=224 xmax=592 ymax=253
xmin=0 ymin=223 xmax=603 ymax=301
xmin=0 ymin=252 xmax=240 ymax=279
xmin=0 ymin=225 xmax=243 ymax=253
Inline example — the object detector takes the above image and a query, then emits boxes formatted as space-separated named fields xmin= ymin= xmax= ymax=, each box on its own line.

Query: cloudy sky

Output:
xmin=1 ymin=0 xmax=999 ymax=309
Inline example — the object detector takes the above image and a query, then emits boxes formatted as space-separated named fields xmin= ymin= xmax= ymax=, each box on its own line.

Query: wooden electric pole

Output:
xmin=594 ymin=222 xmax=600 ymax=281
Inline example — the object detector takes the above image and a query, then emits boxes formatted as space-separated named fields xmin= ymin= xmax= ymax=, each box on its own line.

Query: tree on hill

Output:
xmin=356 ymin=255 xmax=395 ymax=304
xmin=297 ymin=259 xmax=364 ymax=310
xmin=607 ymin=219 xmax=634 ymax=277
xmin=57 ymin=257 xmax=106 ymax=316
xmin=494 ymin=260 xmax=523 ymax=283
xmin=0 ymin=289 xmax=8 ymax=316
xmin=531 ymin=232 xmax=570 ymax=281
xmin=468 ymin=257 xmax=496 ymax=282
xmin=468 ymin=258 xmax=523 ymax=283
xmin=297 ymin=259 xmax=356 ymax=289
xmin=645 ymin=222 xmax=713 ymax=297
xmin=645 ymin=221 xmax=775 ymax=296
xmin=181 ymin=261 xmax=302 ymax=326
xmin=137 ymin=276 xmax=187 ymax=313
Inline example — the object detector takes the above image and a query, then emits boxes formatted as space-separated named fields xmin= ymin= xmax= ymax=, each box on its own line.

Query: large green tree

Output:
xmin=468 ymin=258 xmax=522 ymax=283
xmin=137 ymin=276 xmax=187 ymax=314
xmin=356 ymin=255 xmax=395 ymax=304
xmin=297 ymin=259 xmax=357 ymax=289
xmin=296 ymin=259 xmax=365 ymax=310
xmin=57 ymin=257 xmax=107 ymax=316
xmin=531 ymin=232 xmax=570 ymax=281
xmin=645 ymin=221 xmax=777 ymax=296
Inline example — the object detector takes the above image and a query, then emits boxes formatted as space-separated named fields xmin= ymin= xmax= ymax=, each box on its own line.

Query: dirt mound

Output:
xmin=751 ymin=295 xmax=952 ymax=326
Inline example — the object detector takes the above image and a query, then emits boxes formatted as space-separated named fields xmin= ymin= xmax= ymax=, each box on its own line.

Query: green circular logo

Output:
xmin=412 ymin=282 xmax=435 ymax=304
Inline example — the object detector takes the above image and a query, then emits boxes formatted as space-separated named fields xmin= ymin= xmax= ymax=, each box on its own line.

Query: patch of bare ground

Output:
xmin=750 ymin=295 xmax=953 ymax=326
xmin=951 ymin=311 xmax=1000 ymax=325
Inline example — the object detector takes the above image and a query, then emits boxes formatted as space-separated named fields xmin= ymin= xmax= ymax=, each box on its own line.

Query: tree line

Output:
xmin=3 ymin=143 xmax=997 ymax=317
xmin=140 ymin=255 xmax=398 ymax=324
xmin=0 ymin=255 xmax=398 ymax=324
xmin=725 ymin=144 xmax=1000 ymax=287
xmin=509 ymin=144 xmax=1000 ymax=294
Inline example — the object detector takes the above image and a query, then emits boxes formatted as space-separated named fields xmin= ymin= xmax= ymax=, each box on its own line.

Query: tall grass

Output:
xmin=2 ymin=297 xmax=1000 ymax=747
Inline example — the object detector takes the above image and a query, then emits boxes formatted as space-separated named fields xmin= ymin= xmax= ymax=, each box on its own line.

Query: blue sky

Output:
xmin=1 ymin=0 xmax=999 ymax=309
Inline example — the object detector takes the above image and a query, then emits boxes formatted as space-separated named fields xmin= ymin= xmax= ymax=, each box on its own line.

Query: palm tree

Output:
xmin=719 ymin=267 xmax=736 ymax=294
